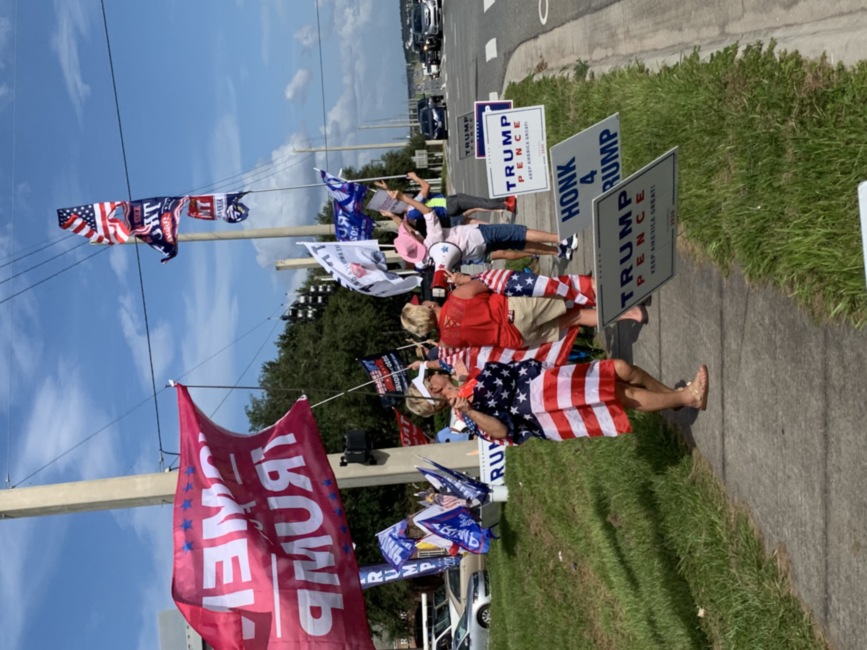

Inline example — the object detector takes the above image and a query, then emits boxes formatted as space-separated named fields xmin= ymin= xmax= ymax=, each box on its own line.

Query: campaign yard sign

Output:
xmin=482 ymin=105 xmax=550 ymax=198
xmin=550 ymin=113 xmax=621 ymax=240
xmin=473 ymin=100 xmax=512 ymax=159
xmin=458 ymin=112 xmax=475 ymax=160
xmin=592 ymin=148 xmax=678 ymax=327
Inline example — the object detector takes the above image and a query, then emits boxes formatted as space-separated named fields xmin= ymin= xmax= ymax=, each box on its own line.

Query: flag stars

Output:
xmin=185 ymin=466 xmax=196 ymax=475
xmin=328 ymin=492 xmax=339 ymax=501
xmin=183 ymin=482 xmax=193 ymax=492
xmin=180 ymin=519 xmax=193 ymax=531
xmin=183 ymin=541 xmax=194 ymax=553
xmin=181 ymin=499 xmax=193 ymax=510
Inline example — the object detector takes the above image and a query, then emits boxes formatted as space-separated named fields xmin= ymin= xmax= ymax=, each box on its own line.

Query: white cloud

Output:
xmin=257 ymin=0 xmax=289 ymax=66
xmin=16 ymin=361 xmax=121 ymax=483
xmin=118 ymin=291 xmax=174 ymax=390
xmin=0 ymin=518 xmax=69 ymax=650
xmin=284 ymin=67 xmax=311 ymax=103
xmin=50 ymin=0 xmax=91 ymax=123
xmin=293 ymin=24 xmax=316 ymax=50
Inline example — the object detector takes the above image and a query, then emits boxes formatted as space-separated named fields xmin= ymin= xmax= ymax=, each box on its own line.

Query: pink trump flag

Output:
xmin=172 ymin=386 xmax=374 ymax=650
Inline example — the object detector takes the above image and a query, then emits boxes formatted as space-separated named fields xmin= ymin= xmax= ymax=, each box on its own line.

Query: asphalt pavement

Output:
xmin=447 ymin=1 xmax=867 ymax=648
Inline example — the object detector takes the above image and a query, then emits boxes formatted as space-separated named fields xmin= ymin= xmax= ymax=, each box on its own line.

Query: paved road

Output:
xmin=441 ymin=1 xmax=867 ymax=648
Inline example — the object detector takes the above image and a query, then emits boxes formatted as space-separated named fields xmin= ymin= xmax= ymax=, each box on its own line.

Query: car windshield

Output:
xmin=412 ymin=6 xmax=423 ymax=33
xmin=446 ymin=568 xmax=462 ymax=605
xmin=453 ymin=606 xmax=469 ymax=641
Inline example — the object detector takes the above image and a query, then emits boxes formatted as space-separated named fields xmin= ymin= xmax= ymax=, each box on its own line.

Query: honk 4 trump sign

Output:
xmin=172 ymin=386 xmax=373 ymax=650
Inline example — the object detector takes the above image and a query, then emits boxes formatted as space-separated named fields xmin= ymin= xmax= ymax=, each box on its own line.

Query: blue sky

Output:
xmin=0 ymin=1 xmax=409 ymax=648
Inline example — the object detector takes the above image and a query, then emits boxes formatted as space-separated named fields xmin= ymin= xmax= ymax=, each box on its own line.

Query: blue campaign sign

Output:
xmin=474 ymin=100 xmax=513 ymax=159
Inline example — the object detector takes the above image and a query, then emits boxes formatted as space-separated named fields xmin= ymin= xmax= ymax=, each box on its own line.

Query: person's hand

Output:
xmin=374 ymin=180 xmax=389 ymax=190
xmin=452 ymin=359 xmax=469 ymax=381
xmin=406 ymin=171 xmax=419 ymax=181
xmin=449 ymin=396 xmax=471 ymax=414
xmin=388 ymin=189 xmax=401 ymax=201
xmin=445 ymin=270 xmax=469 ymax=286
xmin=409 ymin=360 xmax=424 ymax=371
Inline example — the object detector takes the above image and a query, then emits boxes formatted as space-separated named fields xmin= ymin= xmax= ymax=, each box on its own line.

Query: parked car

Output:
xmin=452 ymin=570 xmax=490 ymax=650
xmin=411 ymin=0 xmax=441 ymax=48
xmin=417 ymin=95 xmax=447 ymax=140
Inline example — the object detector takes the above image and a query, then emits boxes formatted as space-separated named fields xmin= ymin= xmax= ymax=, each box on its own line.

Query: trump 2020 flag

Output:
xmin=359 ymin=352 xmax=409 ymax=409
xmin=301 ymin=240 xmax=421 ymax=297
xmin=375 ymin=520 xmax=417 ymax=571
xmin=128 ymin=196 xmax=188 ymax=263
xmin=173 ymin=385 xmax=374 ymax=650
xmin=415 ymin=506 xmax=493 ymax=555
xmin=319 ymin=170 xmax=373 ymax=242
xmin=56 ymin=201 xmax=130 ymax=244
xmin=188 ymin=193 xmax=250 ymax=223
xmin=394 ymin=409 xmax=429 ymax=446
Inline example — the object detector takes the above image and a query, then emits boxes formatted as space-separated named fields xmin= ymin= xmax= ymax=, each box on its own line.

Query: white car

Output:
xmin=452 ymin=570 xmax=491 ymax=650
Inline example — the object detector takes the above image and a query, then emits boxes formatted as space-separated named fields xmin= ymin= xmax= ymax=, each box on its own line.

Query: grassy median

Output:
xmin=507 ymin=42 xmax=867 ymax=326
xmin=486 ymin=414 xmax=828 ymax=649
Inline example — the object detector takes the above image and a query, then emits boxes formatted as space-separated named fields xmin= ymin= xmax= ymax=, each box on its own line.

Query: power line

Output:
xmin=0 ymin=240 xmax=88 ymax=287
xmin=0 ymin=234 xmax=76 ymax=270
xmin=314 ymin=0 xmax=330 ymax=172
xmin=99 ymin=0 xmax=166 ymax=470
xmin=0 ymin=246 xmax=109 ymax=307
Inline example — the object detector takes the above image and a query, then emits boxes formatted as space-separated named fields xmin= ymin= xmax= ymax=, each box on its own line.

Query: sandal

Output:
xmin=688 ymin=366 xmax=709 ymax=411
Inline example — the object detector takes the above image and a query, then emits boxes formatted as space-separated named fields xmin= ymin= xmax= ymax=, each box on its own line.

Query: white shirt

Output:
xmin=422 ymin=211 xmax=487 ymax=262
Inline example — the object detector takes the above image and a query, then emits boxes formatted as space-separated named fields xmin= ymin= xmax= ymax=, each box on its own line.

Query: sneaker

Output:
xmin=558 ymin=244 xmax=574 ymax=261
xmin=560 ymin=234 xmax=579 ymax=250
xmin=503 ymin=195 xmax=517 ymax=213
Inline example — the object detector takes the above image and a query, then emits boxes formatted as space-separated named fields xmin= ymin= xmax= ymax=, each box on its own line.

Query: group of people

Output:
xmin=376 ymin=172 xmax=709 ymax=446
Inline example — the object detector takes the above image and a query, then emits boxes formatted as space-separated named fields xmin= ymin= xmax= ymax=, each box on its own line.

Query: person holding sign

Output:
xmin=404 ymin=359 xmax=709 ymax=444
xmin=378 ymin=172 xmax=518 ymax=228
xmin=387 ymin=189 xmax=580 ymax=264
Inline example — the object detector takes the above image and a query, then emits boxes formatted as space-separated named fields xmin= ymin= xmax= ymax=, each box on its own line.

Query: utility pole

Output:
xmin=0 ymin=442 xmax=480 ymax=519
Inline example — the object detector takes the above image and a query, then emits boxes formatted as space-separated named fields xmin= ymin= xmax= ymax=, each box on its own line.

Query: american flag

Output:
xmin=474 ymin=269 xmax=595 ymax=306
xmin=56 ymin=201 xmax=130 ymax=244
xmin=438 ymin=327 xmax=579 ymax=370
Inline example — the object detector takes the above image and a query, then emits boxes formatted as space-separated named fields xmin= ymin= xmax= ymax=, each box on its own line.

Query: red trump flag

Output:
xmin=393 ymin=409 xmax=430 ymax=447
xmin=172 ymin=386 xmax=374 ymax=650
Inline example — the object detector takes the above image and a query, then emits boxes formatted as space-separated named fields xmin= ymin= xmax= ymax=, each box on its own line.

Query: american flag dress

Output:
xmin=460 ymin=359 xmax=631 ymax=444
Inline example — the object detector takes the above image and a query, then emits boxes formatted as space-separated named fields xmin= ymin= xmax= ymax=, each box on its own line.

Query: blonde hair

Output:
xmin=405 ymin=382 xmax=449 ymax=418
xmin=401 ymin=303 xmax=437 ymax=337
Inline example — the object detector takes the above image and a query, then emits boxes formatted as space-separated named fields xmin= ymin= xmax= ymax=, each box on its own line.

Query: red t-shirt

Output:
xmin=437 ymin=293 xmax=524 ymax=349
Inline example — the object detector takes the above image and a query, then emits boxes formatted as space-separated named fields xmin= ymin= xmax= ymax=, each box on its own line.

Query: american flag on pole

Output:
xmin=56 ymin=201 xmax=130 ymax=244
xmin=473 ymin=269 xmax=596 ymax=306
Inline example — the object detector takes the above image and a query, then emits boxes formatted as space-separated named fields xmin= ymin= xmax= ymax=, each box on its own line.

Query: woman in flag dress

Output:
xmin=405 ymin=358 xmax=708 ymax=444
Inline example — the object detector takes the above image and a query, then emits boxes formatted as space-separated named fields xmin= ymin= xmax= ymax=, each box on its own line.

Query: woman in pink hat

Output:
xmin=386 ymin=190 xmax=580 ymax=265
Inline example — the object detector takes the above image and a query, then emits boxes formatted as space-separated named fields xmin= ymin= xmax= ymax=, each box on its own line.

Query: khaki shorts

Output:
xmin=507 ymin=296 xmax=568 ymax=347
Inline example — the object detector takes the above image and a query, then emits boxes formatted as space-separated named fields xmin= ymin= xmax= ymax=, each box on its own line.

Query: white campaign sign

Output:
xmin=550 ymin=113 xmax=621 ymax=240
xmin=483 ymin=105 xmax=550 ymax=198
xmin=592 ymin=148 xmax=679 ymax=327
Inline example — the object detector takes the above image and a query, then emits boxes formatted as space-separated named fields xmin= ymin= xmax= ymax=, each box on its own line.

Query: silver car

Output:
xmin=452 ymin=570 xmax=491 ymax=650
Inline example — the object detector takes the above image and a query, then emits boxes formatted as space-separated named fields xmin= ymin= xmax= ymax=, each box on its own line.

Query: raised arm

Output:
xmin=392 ymin=190 xmax=443 ymax=245
xmin=406 ymin=171 xmax=431 ymax=200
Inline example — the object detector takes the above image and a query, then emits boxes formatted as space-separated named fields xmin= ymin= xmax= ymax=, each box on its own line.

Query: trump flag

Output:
xmin=172 ymin=386 xmax=374 ymax=650
xmin=393 ymin=409 xmax=430 ymax=446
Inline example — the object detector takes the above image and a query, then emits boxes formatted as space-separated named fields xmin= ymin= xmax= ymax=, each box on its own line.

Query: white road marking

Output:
xmin=539 ymin=0 xmax=549 ymax=24
xmin=483 ymin=0 xmax=495 ymax=12
xmin=485 ymin=38 xmax=497 ymax=62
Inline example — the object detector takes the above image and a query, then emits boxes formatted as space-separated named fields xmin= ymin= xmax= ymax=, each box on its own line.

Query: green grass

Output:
xmin=487 ymin=414 xmax=828 ymax=649
xmin=507 ymin=42 xmax=867 ymax=326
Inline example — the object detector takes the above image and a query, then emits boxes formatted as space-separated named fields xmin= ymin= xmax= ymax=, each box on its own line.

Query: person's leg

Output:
xmin=446 ymin=193 xmax=507 ymax=215
xmin=614 ymin=363 xmax=708 ymax=411
xmin=611 ymin=359 xmax=677 ymax=394
xmin=557 ymin=305 xmax=646 ymax=328
xmin=524 ymin=228 xmax=562 ymax=244
xmin=521 ymin=241 xmax=560 ymax=256
xmin=491 ymin=250 xmax=534 ymax=261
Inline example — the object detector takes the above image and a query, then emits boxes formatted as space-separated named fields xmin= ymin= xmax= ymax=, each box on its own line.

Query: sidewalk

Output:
xmin=493 ymin=5 xmax=867 ymax=649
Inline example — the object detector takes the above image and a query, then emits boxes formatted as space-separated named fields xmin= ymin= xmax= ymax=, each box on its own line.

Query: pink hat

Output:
xmin=394 ymin=223 xmax=427 ymax=265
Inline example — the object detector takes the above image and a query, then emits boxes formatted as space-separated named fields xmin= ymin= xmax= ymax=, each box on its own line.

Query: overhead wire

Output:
xmin=14 ymin=306 xmax=286 ymax=484
xmin=0 ymin=239 xmax=89 ymax=287
xmin=99 ymin=0 xmax=166 ymax=470
xmin=5 ymin=0 xmax=19 ymax=488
